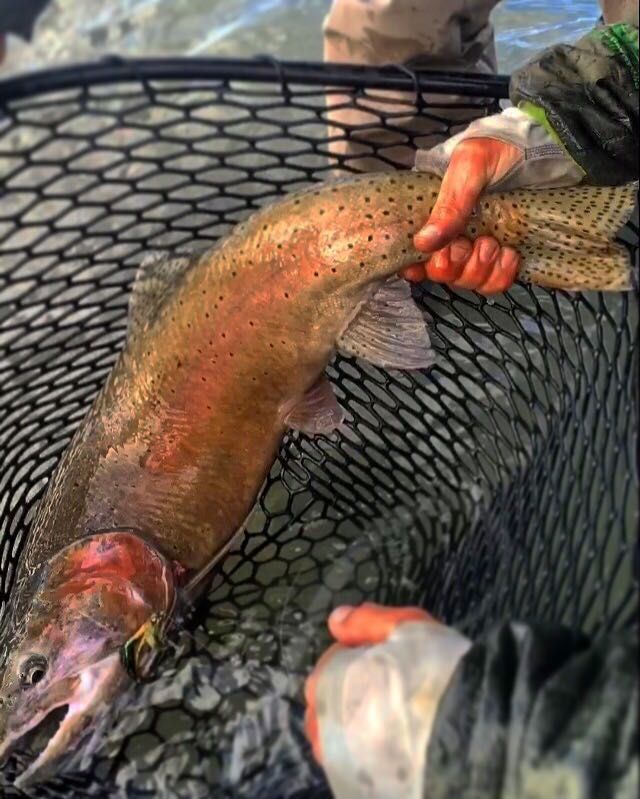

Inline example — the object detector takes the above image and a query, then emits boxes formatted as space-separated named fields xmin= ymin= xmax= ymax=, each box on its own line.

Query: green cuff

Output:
xmin=593 ymin=23 xmax=639 ymax=89
xmin=517 ymin=100 xmax=585 ymax=176
xmin=517 ymin=100 xmax=563 ymax=145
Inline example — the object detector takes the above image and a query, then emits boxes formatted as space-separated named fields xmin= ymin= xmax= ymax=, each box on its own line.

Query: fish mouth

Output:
xmin=0 ymin=696 xmax=72 ymax=786
xmin=5 ymin=703 xmax=69 ymax=771
xmin=0 ymin=654 xmax=125 ymax=788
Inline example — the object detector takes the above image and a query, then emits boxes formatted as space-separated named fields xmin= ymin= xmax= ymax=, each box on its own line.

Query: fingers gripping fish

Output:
xmin=0 ymin=171 xmax=635 ymax=786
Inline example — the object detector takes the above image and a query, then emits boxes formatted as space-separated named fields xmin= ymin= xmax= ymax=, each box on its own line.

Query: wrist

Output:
xmin=315 ymin=620 xmax=471 ymax=799
xmin=414 ymin=106 xmax=584 ymax=191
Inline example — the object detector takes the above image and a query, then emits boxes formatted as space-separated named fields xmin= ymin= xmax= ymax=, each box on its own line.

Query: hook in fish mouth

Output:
xmin=121 ymin=610 xmax=172 ymax=682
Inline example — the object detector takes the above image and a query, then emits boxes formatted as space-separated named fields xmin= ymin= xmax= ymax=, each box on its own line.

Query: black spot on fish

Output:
xmin=357 ymin=771 xmax=374 ymax=788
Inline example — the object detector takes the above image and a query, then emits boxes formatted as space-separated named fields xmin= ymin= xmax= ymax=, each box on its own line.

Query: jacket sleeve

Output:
xmin=423 ymin=622 xmax=639 ymax=799
xmin=509 ymin=23 xmax=639 ymax=185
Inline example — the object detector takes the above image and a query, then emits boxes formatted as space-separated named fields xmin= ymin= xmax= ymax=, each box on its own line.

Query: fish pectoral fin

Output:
xmin=283 ymin=375 xmax=346 ymax=435
xmin=337 ymin=277 xmax=436 ymax=370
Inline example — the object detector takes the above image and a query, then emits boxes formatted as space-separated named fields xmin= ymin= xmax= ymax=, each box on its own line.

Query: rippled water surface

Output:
xmin=2 ymin=0 xmax=600 ymax=76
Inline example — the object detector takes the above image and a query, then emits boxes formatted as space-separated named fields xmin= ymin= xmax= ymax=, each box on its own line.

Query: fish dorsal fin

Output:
xmin=337 ymin=277 xmax=436 ymax=370
xmin=128 ymin=251 xmax=198 ymax=339
xmin=283 ymin=375 xmax=346 ymax=435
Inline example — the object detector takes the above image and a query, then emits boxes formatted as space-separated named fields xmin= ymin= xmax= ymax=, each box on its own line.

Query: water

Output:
xmin=1 ymin=0 xmax=600 ymax=78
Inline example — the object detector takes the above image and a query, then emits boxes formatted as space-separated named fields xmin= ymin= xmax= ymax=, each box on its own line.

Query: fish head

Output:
xmin=0 ymin=529 xmax=177 ymax=787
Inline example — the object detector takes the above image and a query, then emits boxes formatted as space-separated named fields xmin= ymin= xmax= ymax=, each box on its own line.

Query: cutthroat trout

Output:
xmin=0 ymin=171 xmax=635 ymax=786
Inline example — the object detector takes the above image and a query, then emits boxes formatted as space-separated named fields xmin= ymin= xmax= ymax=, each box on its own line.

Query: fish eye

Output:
xmin=19 ymin=655 xmax=48 ymax=688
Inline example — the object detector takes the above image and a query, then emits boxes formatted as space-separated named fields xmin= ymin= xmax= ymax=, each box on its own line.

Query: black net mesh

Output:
xmin=0 ymin=58 xmax=638 ymax=798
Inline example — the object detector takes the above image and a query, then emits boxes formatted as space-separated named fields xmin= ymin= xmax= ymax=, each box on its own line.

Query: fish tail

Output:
xmin=508 ymin=182 xmax=637 ymax=291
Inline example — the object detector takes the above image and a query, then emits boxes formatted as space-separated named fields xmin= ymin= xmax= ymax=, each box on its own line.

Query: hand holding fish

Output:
xmin=404 ymin=138 xmax=523 ymax=294
xmin=304 ymin=603 xmax=470 ymax=799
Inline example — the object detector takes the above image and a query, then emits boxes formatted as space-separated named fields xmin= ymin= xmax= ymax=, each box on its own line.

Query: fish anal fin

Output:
xmin=283 ymin=376 xmax=345 ymax=435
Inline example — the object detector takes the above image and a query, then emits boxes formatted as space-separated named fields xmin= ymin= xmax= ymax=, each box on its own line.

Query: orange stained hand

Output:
xmin=304 ymin=603 xmax=435 ymax=765
xmin=403 ymin=138 xmax=523 ymax=295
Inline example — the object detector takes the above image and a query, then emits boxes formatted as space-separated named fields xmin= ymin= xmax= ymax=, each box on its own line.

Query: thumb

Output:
xmin=328 ymin=603 xmax=435 ymax=646
xmin=415 ymin=143 xmax=491 ymax=253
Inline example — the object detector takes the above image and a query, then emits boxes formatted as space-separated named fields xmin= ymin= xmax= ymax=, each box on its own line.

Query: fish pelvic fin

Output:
xmin=337 ymin=277 xmax=436 ymax=370
xmin=501 ymin=182 xmax=638 ymax=291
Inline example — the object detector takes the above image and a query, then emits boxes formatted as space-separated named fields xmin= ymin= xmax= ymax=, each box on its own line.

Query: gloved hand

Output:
xmin=305 ymin=603 xmax=433 ymax=764
xmin=403 ymin=137 xmax=523 ymax=294
xmin=304 ymin=603 xmax=471 ymax=799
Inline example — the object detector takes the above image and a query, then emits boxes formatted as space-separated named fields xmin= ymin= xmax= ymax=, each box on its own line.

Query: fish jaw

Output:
xmin=0 ymin=653 xmax=126 ymax=789
xmin=0 ymin=531 xmax=178 ymax=787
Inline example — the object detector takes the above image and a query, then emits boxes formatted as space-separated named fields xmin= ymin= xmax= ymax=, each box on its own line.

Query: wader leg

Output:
xmin=323 ymin=0 xmax=502 ymax=171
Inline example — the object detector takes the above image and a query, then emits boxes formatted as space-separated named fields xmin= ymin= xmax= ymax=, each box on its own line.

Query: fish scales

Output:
xmin=15 ymin=172 xmax=637 ymax=581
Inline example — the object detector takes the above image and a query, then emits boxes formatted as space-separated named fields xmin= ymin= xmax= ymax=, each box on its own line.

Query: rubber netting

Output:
xmin=0 ymin=58 xmax=637 ymax=798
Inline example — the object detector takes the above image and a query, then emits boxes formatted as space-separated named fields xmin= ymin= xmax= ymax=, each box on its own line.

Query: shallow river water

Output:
xmin=2 ymin=0 xmax=600 ymax=76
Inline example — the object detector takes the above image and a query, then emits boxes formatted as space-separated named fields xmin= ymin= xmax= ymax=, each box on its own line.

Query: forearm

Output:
xmin=414 ymin=24 xmax=639 ymax=190
xmin=509 ymin=23 xmax=639 ymax=185
xmin=424 ymin=622 xmax=639 ymax=799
